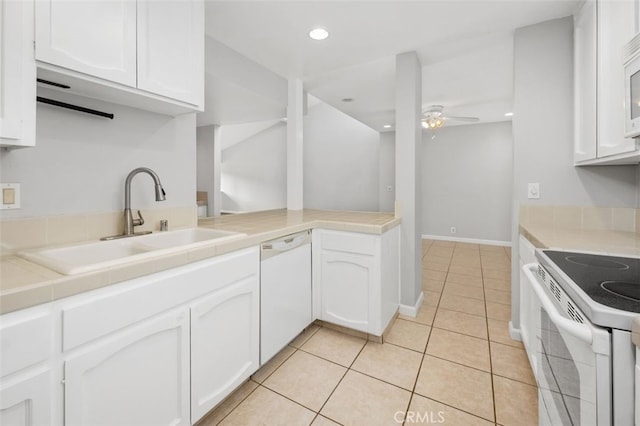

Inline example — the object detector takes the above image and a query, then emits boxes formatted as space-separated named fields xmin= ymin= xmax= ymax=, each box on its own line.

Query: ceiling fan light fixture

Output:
xmin=422 ymin=117 xmax=444 ymax=129
xmin=309 ymin=27 xmax=329 ymax=40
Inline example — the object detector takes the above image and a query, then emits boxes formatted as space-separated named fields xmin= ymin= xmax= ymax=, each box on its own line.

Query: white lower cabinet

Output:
xmin=64 ymin=309 xmax=190 ymax=426
xmin=190 ymin=272 xmax=259 ymax=423
xmin=0 ymin=303 xmax=54 ymax=425
xmin=0 ymin=370 xmax=52 ymax=426
xmin=318 ymin=250 xmax=375 ymax=332
xmin=312 ymin=227 xmax=400 ymax=336
xmin=0 ymin=246 xmax=260 ymax=426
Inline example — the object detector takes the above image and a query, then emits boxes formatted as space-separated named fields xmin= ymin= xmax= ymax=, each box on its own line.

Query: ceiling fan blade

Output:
xmin=442 ymin=115 xmax=479 ymax=122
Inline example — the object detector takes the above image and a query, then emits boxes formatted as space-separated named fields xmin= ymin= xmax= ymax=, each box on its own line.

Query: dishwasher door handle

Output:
xmin=261 ymin=232 xmax=310 ymax=259
xmin=269 ymin=235 xmax=307 ymax=252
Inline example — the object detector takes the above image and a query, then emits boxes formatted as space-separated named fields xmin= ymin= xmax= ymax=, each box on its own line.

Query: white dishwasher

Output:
xmin=260 ymin=230 xmax=312 ymax=365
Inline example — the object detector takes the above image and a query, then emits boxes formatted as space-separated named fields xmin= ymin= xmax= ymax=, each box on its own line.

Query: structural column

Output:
xmin=212 ymin=125 xmax=223 ymax=216
xmin=287 ymin=79 xmax=304 ymax=210
xmin=395 ymin=52 xmax=423 ymax=310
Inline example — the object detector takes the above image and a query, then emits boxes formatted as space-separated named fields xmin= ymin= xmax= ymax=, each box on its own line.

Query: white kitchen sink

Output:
xmin=18 ymin=228 xmax=246 ymax=275
xmin=135 ymin=228 xmax=244 ymax=250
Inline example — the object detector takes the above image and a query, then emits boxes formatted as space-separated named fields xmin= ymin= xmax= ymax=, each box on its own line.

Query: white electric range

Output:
xmin=521 ymin=249 xmax=638 ymax=425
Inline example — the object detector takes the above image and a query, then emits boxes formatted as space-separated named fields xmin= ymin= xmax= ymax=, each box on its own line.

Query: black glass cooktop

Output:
xmin=543 ymin=251 xmax=640 ymax=313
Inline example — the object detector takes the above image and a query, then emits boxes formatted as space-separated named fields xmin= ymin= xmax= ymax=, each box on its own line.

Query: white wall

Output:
xmin=220 ymin=122 xmax=287 ymax=212
xmin=211 ymin=100 xmax=381 ymax=213
xmin=0 ymin=89 xmax=196 ymax=219
xmin=511 ymin=17 xmax=639 ymax=329
xmin=303 ymin=102 xmax=380 ymax=211
xmin=423 ymin=121 xmax=513 ymax=242
xmin=378 ymin=132 xmax=395 ymax=212
xmin=378 ymin=122 xmax=513 ymax=242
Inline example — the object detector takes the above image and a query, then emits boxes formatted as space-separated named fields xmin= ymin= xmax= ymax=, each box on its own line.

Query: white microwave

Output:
xmin=624 ymin=33 xmax=640 ymax=138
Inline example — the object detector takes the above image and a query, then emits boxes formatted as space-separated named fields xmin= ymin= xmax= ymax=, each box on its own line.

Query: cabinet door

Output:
xmin=0 ymin=370 xmax=51 ymax=426
xmin=574 ymin=0 xmax=597 ymax=162
xmin=597 ymin=0 xmax=636 ymax=158
xmin=35 ymin=0 xmax=136 ymax=87
xmin=137 ymin=0 xmax=204 ymax=106
xmin=190 ymin=273 xmax=259 ymax=423
xmin=64 ymin=309 xmax=190 ymax=426
xmin=319 ymin=251 xmax=376 ymax=333
xmin=0 ymin=0 xmax=35 ymax=147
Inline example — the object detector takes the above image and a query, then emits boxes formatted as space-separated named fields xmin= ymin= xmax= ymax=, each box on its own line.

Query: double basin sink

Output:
xmin=19 ymin=228 xmax=246 ymax=275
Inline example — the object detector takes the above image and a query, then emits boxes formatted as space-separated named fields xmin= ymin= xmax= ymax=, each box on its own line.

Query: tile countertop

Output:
xmin=520 ymin=221 xmax=640 ymax=348
xmin=0 ymin=209 xmax=399 ymax=315
xmin=519 ymin=223 xmax=640 ymax=257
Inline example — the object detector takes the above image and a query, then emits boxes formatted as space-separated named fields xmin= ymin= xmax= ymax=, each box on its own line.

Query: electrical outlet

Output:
xmin=450 ymin=226 xmax=456 ymax=234
xmin=0 ymin=183 xmax=20 ymax=209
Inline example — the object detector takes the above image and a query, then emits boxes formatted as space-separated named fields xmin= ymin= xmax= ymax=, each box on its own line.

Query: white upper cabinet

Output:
xmin=35 ymin=0 xmax=137 ymax=87
xmin=596 ymin=0 xmax=636 ymax=158
xmin=34 ymin=0 xmax=204 ymax=115
xmin=0 ymin=0 xmax=36 ymax=148
xmin=574 ymin=0 xmax=597 ymax=162
xmin=137 ymin=0 xmax=204 ymax=106
xmin=574 ymin=0 xmax=638 ymax=164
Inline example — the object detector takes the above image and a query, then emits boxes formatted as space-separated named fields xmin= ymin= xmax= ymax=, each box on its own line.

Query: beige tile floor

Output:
xmin=198 ymin=240 xmax=538 ymax=426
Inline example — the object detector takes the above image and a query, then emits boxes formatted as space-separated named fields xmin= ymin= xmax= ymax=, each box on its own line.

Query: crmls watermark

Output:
xmin=394 ymin=410 xmax=446 ymax=424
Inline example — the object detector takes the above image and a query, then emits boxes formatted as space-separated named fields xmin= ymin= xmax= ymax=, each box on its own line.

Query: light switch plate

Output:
xmin=1 ymin=183 xmax=21 ymax=209
xmin=527 ymin=183 xmax=540 ymax=199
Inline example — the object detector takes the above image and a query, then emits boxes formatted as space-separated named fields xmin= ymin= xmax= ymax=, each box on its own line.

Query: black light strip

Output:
xmin=36 ymin=97 xmax=114 ymax=119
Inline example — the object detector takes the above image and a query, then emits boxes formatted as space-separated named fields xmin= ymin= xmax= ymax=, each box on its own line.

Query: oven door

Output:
xmin=522 ymin=264 xmax=612 ymax=426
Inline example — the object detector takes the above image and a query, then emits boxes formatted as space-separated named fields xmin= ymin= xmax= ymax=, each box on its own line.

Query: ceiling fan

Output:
xmin=421 ymin=105 xmax=479 ymax=130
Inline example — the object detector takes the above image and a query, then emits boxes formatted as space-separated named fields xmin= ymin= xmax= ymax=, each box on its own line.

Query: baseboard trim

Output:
xmin=422 ymin=234 xmax=512 ymax=247
xmin=508 ymin=321 xmax=522 ymax=341
xmin=398 ymin=291 xmax=424 ymax=317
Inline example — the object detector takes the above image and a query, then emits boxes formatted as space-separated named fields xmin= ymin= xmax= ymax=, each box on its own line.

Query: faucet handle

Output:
xmin=133 ymin=210 xmax=144 ymax=227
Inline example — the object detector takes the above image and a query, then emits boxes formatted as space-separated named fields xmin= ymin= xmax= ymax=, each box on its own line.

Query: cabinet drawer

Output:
xmin=317 ymin=230 xmax=378 ymax=255
xmin=61 ymin=247 xmax=258 ymax=351
xmin=0 ymin=304 xmax=53 ymax=378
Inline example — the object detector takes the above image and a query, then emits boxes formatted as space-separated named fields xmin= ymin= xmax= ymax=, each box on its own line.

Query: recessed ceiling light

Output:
xmin=341 ymin=98 xmax=354 ymax=103
xmin=383 ymin=124 xmax=392 ymax=128
xmin=505 ymin=112 xmax=514 ymax=117
xmin=309 ymin=27 xmax=329 ymax=40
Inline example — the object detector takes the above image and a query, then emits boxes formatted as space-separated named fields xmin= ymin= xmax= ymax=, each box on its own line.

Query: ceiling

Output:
xmin=203 ymin=0 xmax=580 ymax=132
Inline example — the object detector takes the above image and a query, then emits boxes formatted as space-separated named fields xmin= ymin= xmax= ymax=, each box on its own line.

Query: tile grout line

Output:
xmin=478 ymin=243 xmax=499 ymax=426
xmin=419 ymin=246 xmax=499 ymax=423
xmin=310 ymin=339 xmax=369 ymax=425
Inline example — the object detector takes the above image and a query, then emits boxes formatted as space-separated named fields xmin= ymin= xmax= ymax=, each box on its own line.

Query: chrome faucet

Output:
xmin=124 ymin=167 xmax=166 ymax=235
xmin=101 ymin=167 xmax=166 ymax=240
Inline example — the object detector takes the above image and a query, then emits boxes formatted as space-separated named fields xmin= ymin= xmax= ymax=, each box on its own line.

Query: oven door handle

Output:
xmin=522 ymin=263 xmax=593 ymax=345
